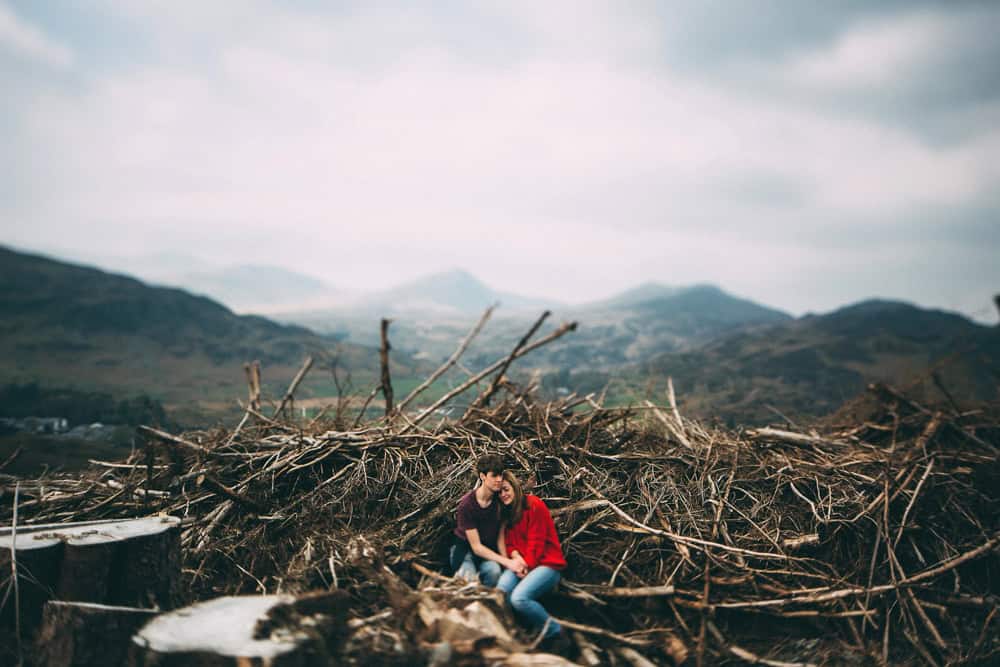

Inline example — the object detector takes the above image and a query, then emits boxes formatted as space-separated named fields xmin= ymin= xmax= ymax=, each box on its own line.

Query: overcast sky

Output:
xmin=2 ymin=1 xmax=998 ymax=321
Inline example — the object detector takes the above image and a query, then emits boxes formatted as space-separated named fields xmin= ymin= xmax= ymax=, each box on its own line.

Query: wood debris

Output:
xmin=1 ymin=313 xmax=998 ymax=665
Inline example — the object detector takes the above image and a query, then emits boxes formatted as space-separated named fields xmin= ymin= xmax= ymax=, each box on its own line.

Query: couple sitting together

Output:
xmin=449 ymin=454 xmax=569 ymax=653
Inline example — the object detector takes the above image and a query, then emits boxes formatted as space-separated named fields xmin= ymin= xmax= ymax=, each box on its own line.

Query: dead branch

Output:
xmin=273 ymin=356 xmax=314 ymax=419
xmin=467 ymin=310 xmax=549 ymax=412
xmin=379 ymin=319 xmax=393 ymax=417
xmin=397 ymin=304 xmax=496 ymax=413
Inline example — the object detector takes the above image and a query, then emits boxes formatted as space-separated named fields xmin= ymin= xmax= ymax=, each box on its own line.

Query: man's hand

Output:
xmin=510 ymin=553 xmax=529 ymax=578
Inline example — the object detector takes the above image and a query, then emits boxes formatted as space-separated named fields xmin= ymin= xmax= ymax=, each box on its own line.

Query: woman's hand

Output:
xmin=509 ymin=553 xmax=529 ymax=577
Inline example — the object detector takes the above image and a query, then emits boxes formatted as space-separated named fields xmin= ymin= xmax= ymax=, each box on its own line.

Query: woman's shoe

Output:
xmin=538 ymin=630 xmax=572 ymax=657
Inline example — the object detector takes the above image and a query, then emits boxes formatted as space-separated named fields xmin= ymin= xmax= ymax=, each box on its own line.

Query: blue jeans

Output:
xmin=497 ymin=566 xmax=562 ymax=638
xmin=449 ymin=540 xmax=501 ymax=586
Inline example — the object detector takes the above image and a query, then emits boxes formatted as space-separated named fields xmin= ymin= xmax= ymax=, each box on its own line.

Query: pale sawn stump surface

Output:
xmin=130 ymin=594 xmax=338 ymax=667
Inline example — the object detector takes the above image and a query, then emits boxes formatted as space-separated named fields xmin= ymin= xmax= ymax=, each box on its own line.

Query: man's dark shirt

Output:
xmin=453 ymin=489 xmax=500 ymax=551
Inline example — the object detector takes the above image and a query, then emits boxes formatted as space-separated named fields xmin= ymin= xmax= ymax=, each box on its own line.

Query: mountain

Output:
xmin=350 ymin=269 xmax=560 ymax=316
xmin=166 ymin=264 xmax=341 ymax=313
xmin=0 ymin=246 xmax=403 ymax=422
xmin=369 ymin=269 xmax=497 ymax=315
xmin=282 ymin=269 xmax=562 ymax=354
xmin=537 ymin=284 xmax=793 ymax=369
xmin=284 ymin=281 xmax=792 ymax=392
xmin=584 ymin=282 xmax=683 ymax=310
xmin=636 ymin=299 xmax=1000 ymax=425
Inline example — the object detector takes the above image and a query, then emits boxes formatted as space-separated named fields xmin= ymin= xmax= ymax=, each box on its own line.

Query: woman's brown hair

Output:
xmin=501 ymin=470 xmax=527 ymax=527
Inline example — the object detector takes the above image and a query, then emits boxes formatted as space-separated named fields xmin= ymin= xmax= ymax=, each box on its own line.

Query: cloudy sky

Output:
xmin=2 ymin=1 xmax=998 ymax=320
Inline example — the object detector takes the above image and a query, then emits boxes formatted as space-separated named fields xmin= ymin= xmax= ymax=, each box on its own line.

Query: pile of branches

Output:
xmin=2 ymin=311 xmax=998 ymax=666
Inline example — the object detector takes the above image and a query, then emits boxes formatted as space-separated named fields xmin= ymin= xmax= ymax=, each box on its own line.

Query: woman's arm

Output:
xmin=521 ymin=498 xmax=550 ymax=568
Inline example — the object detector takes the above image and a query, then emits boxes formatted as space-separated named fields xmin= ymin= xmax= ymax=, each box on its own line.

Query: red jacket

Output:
xmin=504 ymin=495 xmax=567 ymax=570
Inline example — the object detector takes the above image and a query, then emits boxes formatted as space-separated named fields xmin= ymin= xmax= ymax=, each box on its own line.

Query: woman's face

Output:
xmin=499 ymin=480 xmax=515 ymax=506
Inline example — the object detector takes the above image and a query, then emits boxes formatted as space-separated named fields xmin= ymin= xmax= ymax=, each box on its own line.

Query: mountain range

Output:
xmin=285 ymin=273 xmax=791 ymax=366
xmin=1 ymin=244 xmax=996 ymax=428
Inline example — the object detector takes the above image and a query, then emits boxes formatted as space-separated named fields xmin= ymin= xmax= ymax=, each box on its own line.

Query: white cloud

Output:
xmin=0 ymin=1 xmax=73 ymax=69
xmin=777 ymin=6 xmax=1000 ymax=97
xmin=782 ymin=11 xmax=945 ymax=90
xmin=2 ymin=2 xmax=998 ymax=318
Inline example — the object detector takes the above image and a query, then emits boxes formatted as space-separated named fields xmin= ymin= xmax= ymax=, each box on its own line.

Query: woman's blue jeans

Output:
xmin=496 ymin=566 xmax=562 ymax=638
xmin=449 ymin=540 xmax=501 ymax=586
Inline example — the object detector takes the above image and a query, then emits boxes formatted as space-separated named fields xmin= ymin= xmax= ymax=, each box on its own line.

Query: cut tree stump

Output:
xmin=0 ymin=516 xmax=181 ymax=637
xmin=34 ymin=600 xmax=158 ymax=667
xmin=130 ymin=592 xmax=348 ymax=667
xmin=0 ymin=528 xmax=62 ymax=633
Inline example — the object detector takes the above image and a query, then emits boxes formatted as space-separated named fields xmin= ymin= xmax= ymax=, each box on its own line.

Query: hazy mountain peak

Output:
xmin=683 ymin=283 xmax=725 ymax=296
xmin=406 ymin=268 xmax=488 ymax=290
xmin=441 ymin=267 xmax=479 ymax=280
xmin=587 ymin=282 xmax=682 ymax=309
xmin=359 ymin=268 xmax=494 ymax=315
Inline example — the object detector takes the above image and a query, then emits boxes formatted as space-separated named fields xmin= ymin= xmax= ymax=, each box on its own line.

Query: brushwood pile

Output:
xmin=2 ymin=331 xmax=998 ymax=665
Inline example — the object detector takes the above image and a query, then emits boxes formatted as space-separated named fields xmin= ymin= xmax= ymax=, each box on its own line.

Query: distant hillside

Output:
xmin=287 ymin=282 xmax=791 ymax=388
xmin=637 ymin=299 xmax=1000 ymax=425
xmin=342 ymin=269 xmax=559 ymax=317
xmin=0 ymin=246 xmax=404 ymax=421
xmin=57 ymin=251 xmax=350 ymax=315
xmin=285 ymin=269 xmax=563 ymax=355
xmin=584 ymin=282 xmax=683 ymax=310
xmin=168 ymin=264 xmax=340 ymax=313
xmin=513 ymin=284 xmax=793 ymax=374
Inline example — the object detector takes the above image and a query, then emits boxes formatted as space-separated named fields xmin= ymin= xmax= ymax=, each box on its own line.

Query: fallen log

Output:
xmin=573 ymin=583 xmax=675 ymax=598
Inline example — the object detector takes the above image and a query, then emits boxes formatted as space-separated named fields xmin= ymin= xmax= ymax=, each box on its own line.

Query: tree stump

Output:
xmin=0 ymin=516 xmax=181 ymax=637
xmin=58 ymin=516 xmax=181 ymax=609
xmin=34 ymin=600 xmax=158 ymax=667
xmin=130 ymin=593 xmax=347 ymax=667
xmin=0 ymin=530 xmax=62 ymax=634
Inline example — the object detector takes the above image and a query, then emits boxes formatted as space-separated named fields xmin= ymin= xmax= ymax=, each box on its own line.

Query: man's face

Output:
xmin=481 ymin=470 xmax=503 ymax=493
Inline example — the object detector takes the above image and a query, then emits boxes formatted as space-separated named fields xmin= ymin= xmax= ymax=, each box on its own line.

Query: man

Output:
xmin=450 ymin=453 xmax=527 ymax=585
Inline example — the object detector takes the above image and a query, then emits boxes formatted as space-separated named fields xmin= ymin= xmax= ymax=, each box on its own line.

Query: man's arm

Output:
xmin=466 ymin=528 xmax=523 ymax=572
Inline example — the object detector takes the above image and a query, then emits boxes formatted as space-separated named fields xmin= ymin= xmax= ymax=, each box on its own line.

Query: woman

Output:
xmin=496 ymin=470 xmax=569 ymax=652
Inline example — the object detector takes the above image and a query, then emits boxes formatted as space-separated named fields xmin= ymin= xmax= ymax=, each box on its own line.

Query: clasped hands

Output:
xmin=508 ymin=553 xmax=529 ymax=578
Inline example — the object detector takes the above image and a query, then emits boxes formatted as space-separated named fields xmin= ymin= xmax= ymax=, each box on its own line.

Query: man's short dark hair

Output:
xmin=476 ymin=453 xmax=504 ymax=476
